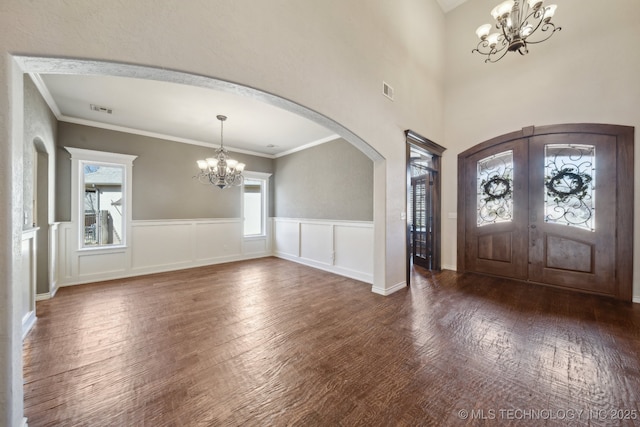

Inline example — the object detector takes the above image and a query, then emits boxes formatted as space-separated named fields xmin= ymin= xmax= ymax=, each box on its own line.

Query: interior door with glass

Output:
xmin=411 ymin=173 xmax=433 ymax=269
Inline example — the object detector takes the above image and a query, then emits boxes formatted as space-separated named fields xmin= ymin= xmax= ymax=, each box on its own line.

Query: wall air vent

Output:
xmin=90 ymin=104 xmax=113 ymax=114
xmin=383 ymin=81 xmax=394 ymax=101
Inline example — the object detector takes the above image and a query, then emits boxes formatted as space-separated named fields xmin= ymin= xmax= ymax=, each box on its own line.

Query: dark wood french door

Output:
xmin=412 ymin=172 xmax=435 ymax=269
xmin=458 ymin=124 xmax=634 ymax=300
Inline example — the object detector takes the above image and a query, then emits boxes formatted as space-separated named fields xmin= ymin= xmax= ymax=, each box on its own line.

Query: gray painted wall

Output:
xmin=57 ymin=125 xmax=373 ymax=223
xmin=23 ymin=75 xmax=57 ymax=295
xmin=274 ymin=139 xmax=373 ymax=221
xmin=56 ymin=122 xmax=274 ymax=221
xmin=23 ymin=75 xmax=57 ymax=227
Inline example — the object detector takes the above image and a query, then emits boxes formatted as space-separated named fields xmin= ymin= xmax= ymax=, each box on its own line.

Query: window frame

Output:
xmin=241 ymin=171 xmax=271 ymax=239
xmin=66 ymin=147 xmax=137 ymax=251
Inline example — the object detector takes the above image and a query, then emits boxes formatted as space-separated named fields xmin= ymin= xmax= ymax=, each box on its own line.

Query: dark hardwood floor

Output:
xmin=23 ymin=257 xmax=640 ymax=426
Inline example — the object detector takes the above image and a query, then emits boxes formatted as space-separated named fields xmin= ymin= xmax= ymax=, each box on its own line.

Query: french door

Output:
xmin=457 ymin=124 xmax=634 ymax=300
xmin=411 ymin=172 xmax=435 ymax=269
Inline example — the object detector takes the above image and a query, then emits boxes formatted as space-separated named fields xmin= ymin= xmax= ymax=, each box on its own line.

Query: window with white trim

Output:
xmin=242 ymin=172 xmax=271 ymax=238
xmin=66 ymin=147 xmax=137 ymax=249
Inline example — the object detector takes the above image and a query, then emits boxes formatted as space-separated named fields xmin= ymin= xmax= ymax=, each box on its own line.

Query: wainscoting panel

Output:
xmin=273 ymin=219 xmax=301 ymax=258
xmin=131 ymin=219 xmax=244 ymax=274
xmin=334 ymin=224 xmax=374 ymax=278
xmin=78 ymin=250 xmax=127 ymax=278
xmin=22 ymin=228 xmax=38 ymax=338
xmin=37 ymin=223 xmax=62 ymax=301
xmin=57 ymin=219 xmax=249 ymax=287
xmin=55 ymin=218 xmax=372 ymax=289
xmin=273 ymin=218 xmax=373 ymax=284
xmin=300 ymin=223 xmax=333 ymax=265
xmin=244 ymin=238 xmax=268 ymax=257
xmin=48 ymin=223 xmax=59 ymax=299
xmin=132 ymin=222 xmax=193 ymax=269
xmin=60 ymin=223 xmax=73 ymax=282
xmin=194 ymin=221 xmax=242 ymax=261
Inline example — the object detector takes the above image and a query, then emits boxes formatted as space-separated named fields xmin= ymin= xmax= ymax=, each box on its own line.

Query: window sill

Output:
xmin=244 ymin=235 xmax=267 ymax=241
xmin=77 ymin=245 xmax=128 ymax=253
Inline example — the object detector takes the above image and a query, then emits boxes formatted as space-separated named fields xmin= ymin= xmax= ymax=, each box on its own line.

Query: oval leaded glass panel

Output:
xmin=477 ymin=150 xmax=514 ymax=227
xmin=544 ymin=144 xmax=595 ymax=231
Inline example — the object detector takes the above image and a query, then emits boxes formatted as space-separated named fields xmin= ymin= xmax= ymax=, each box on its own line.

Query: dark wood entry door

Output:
xmin=528 ymin=133 xmax=617 ymax=294
xmin=458 ymin=124 xmax=634 ymax=300
xmin=462 ymin=138 xmax=529 ymax=280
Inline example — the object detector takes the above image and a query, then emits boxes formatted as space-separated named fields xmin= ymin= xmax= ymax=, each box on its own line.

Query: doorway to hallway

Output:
xmin=405 ymin=130 xmax=446 ymax=285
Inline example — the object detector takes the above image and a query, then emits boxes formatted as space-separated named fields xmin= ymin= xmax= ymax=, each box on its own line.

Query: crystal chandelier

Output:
xmin=473 ymin=0 xmax=561 ymax=63
xmin=195 ymin=115 xmax=245 ymax=189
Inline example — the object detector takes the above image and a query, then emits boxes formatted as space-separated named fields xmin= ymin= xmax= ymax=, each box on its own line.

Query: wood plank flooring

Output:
xmin=23 ymin=257 xmax=640 ymax=426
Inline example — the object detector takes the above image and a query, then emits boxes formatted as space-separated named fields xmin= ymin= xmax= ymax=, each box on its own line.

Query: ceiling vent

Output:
xmin=383 ymin=82 xmax=394 ymax=101
xmin=90 ymin=104 xmax=113 ymax=114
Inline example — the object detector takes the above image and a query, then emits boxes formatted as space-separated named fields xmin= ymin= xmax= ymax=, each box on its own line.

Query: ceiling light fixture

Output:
xmin=195 ymin=115 xmax=245 ymax=189
xmin=473 ymin=0 xmax=560 ymax=63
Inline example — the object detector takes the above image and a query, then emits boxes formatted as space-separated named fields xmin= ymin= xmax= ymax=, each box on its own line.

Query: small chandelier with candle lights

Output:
xmin=473 ymin=0 xmax=561 ymax=63
xmin=195 ymin=115 xmax=245 ymax=189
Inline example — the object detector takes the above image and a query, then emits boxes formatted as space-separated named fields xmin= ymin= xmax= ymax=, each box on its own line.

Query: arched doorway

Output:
xmin=14 ymin=56 xmax=386 ymax=292
xmin=457 ymin=123 xmax=634 ymax=300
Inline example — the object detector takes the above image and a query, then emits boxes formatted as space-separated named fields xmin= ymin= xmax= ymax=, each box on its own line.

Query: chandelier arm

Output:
xmin=519 ymin=8 xmax=547 ymax=40
xmin=524 ymin=23 xmax=561 ymax=45
xmin=499 ymin=24 xmax=511 ymax=45
xmin=194 ymin=173 xmax=209 ymax=185
xmin=486 ymin=46 xmax=511 ymax=63
xmin=472 ymin=40 xmax=491 ymax=55
xmin=496 ymin=35 xmax=509 ymax=52
xmin=472 ymin=36 xmax=508 ymax=61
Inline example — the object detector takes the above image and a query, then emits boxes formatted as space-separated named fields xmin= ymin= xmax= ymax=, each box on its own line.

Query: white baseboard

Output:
xmin=22 ymin=311 xmax=36 ymax=340
xmin=372 ymin=281 xmax=407 ymax=296
xmin=130 ymin=254 xmax=245 ymax=277
xmin=274 ymin=252 xmax=373 ymax=284
xmin=22 ymin=417 xmax=28 ymax=427
xmin=633 ymin=297 xmax=640 ymax=304
xmin=36 ymin=281 xmax=59 ymax=301
xmin=59 ymin=254 xmax=271 ymax=288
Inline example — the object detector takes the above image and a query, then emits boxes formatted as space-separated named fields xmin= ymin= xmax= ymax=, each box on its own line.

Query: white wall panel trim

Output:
xmin=55 ymin=218 xmax=371 ymax=289
xmin=21 ymin=228 xmax=38 ymax=339
xmin=273 ymin=217 xmax=374 ymax=285
xmin=274 ymin=217 xmax=374 ymax=227
xmin=56 ymin=218 xmax=266 ymax=288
